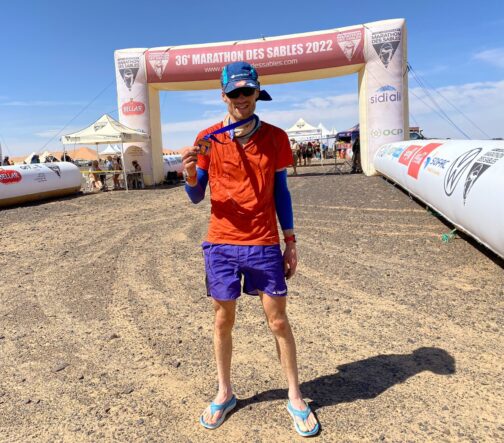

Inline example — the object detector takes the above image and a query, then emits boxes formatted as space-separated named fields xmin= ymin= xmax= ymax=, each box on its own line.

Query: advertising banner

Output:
xmin=145 ymin=29 xmax=364 ymax=83
xmin=114 ymin=49 xmax=151 ymax=178
xmin=374 ymin=140 xmax=504 ymax=258
xmin=0 ymin=163 xmax=81 ymax=207
xmin=361 ymin=19 xmax=407 ymax=176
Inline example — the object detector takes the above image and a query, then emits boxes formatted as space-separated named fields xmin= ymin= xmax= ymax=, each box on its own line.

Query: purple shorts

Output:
xmin=202 ymin=242 xmax=288 ymax=301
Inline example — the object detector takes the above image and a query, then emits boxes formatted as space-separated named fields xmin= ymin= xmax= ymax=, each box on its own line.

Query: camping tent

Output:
xmin=61 ymin=114 xmax=150 ymax=191
xmin=285 ymin=118 xmax=322 ymax=142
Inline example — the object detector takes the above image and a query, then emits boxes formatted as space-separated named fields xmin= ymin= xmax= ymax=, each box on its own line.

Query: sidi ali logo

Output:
xmin=0 ymin=168 xmax=22 ymax=184
xmin=370 ymin=85 xmax=402 ymax=104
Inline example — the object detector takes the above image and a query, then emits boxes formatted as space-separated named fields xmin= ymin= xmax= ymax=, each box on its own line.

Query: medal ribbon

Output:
xmin=203 ymin=114 xmax=256 ymax=144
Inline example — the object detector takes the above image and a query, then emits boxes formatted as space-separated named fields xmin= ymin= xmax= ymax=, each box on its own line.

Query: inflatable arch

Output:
xmin=114 ymin=18 xmax=408 ymax=184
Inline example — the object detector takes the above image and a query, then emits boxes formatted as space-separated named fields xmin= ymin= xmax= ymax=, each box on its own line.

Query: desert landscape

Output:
xmin=0 ymin=165 xmax=502 ymax=442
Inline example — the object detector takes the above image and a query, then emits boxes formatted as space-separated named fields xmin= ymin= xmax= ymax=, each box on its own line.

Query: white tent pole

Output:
xmin=121 ymin=142 xmax=128 ymax=192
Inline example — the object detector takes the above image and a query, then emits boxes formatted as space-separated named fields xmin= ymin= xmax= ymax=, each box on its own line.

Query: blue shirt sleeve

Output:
xmin=274 ymin=169 xmax=294 ymax=230
xmin=185 ymin=168 xmax=208 ymax=204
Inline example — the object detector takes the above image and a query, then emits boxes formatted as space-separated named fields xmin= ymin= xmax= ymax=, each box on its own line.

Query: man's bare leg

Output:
xmin=201 ymin=299 xmax=236 ymax=425
xmin=260 ymin=292 xmax=318 ymax=433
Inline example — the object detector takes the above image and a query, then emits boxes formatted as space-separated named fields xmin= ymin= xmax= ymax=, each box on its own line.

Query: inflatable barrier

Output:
xmin=374 ymin=140 xmax=504 ymax=258
xmin=162 ymin=155 xmax=183 ymax=178
xmin=0 ymin=162 xmax=82 ymax=208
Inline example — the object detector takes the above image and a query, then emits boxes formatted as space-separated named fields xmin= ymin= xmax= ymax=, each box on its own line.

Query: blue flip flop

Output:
xmin=287 ymin=400 xmax=320 ymax=437
xmin=200 ymin=395 xmax=237 ymax=430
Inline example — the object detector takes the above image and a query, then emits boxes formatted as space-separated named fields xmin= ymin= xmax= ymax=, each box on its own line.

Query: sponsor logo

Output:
xmin=336 ymin=30 xmax=362 ymax=61
xmin=94 ymin=122 xmax=107 ymax=132
xmin=118 ymin=57 xmax=140 ymax=91
xmin=235 ymin=80 xmax=247 ymax=87
xmin=371 ymin=128 xmax=403 ymax=137
xmin=370 ymin=85 xmax=402 ymax=104
xmin=372 ymin=28 xmax=401 ymax=68
xmin=424 ymin=157 xmax=450 ymax=170
xmin=398 ymin=145 xmax=422 ymax=166
xmin=392 ymin=147 xmax=405 ymax=158
xmin=148 ymin=52 xmax=169 ymax=80
xmin=122 ymin=99 xmax=146 ymax=116
xmin=0 ymin=168 xmax=22 ymax=184
xmin=407 ymin=143 xmax=442 ymax=179
xmin=46 ymin=164 xmax=61 ymax=177
xmin=462 ymin=148 xmax=504 ymax=204
xmin=444 ymin=148 xmax=482 ymax=196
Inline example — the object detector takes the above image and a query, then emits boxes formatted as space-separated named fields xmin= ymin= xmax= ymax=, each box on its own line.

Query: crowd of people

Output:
xmin=88 ymin=155 xmax=126 ymax=191
xmin=289 ymin=136 xmax=362 ymax=174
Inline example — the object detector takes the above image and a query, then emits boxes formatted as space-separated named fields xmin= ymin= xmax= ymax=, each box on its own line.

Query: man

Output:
xmin=181 ymin=61 xmax=319 ymax=437
xmin=289 ymin=138 xmax=299 ymax=175
xmin=351 ymin=135 xmax=361 ymax=174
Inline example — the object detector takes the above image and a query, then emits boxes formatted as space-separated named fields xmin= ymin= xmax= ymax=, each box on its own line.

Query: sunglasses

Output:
xmin=225 ymin=87 xmax=256 ymax=99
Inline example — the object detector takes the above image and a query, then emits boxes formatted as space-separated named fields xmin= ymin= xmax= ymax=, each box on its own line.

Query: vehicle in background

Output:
xmin=409 ymin=127 xmax=427 ymax=140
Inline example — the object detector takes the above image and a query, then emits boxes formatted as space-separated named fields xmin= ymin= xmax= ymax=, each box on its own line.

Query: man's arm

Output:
xmin=274 ymin=168 xmax=297 ymax=279
xmin=182 ymin=147 xmax=208 ymax=204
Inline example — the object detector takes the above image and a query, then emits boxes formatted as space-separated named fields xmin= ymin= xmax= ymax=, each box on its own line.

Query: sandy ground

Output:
xmin=0 ymin=164 xmax=503 ymax=442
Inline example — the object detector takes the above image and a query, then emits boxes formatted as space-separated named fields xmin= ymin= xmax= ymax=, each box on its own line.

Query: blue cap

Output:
xmin=221 ymin=61 xmax=272 ymax=101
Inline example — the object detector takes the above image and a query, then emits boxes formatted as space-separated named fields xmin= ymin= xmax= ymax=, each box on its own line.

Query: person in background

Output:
xmin=351 ymin=135 xmax=362 ymax=174
xmin=30 ymin=154 xmax=40 ymax=164
xmin=182 ymin=61 xmax=319 ymax=437
xmin=306 ymin=142 xmax=314 ymax=166
xmin=130 ymin=160 xmax=142 ymax=189
xmin=112 ymin=156 xmax=122 ymax=190
xmin=89 ymin=160 xmax=103 ymax=191
xmin=60 ymin=153 xmax=73 ymax=162
xmin=289 ymin=139 xmax=299 ymax=175
xmin=2 ymin=156 xmax=12 ymax=165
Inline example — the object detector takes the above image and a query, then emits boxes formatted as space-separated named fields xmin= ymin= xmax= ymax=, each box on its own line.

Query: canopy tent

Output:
xmin=99 ymin=144 xmax=121 ymax=155
xmin=285 ymin=118 xmax=322 ymax=142
xmin=317 ymin=123 xmax=331 ymax=138
xmin=337 ymin=123 xmax=360 ymax=142
xmin=61 ymin=114 xmax=150 ymax=191
xmin=61 ymin=114 xmax=149 ymax=145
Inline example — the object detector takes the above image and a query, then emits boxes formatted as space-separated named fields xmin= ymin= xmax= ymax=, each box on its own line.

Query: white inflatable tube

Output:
xmin=374 ymin=140 xmax=504 ymax=258
xmin=162 ymin=155 xmax=183 ymax=177
xmin=0 ymin=162 xmax=82 ymax=208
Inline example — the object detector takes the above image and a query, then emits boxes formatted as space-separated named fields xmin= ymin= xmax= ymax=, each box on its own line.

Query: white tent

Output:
xmin=99 ymin=144 xmax=121 ymax=155
xmin=317 ymin=123 xmax=331 ymax=138
xmin=61 ymin=114 xmax=149 ymax=145
xmin=61 ymin=114 xmax=150 ymax=191
xmin=285 ymin=118 xmax=322 ymax=142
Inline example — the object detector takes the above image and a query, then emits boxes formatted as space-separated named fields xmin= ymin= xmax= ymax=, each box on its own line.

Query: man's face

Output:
xmin=222 ymin=88 xmax=260 ymax=121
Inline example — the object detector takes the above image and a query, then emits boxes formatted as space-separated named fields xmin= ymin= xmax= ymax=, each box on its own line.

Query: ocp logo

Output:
xmin=371 ymin=128 xmax=403 ymax=137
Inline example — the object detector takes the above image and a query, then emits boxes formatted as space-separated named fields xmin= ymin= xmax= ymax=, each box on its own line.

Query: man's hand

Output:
xmin=283 ymin=242 xmax=297 ymax=280
xmin=182 ymin=146 xmax=199 ymax=184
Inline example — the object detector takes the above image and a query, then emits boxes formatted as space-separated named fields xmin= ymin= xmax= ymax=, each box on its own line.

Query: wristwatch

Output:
xmin=183 ymin=170 xmax=197 ymax=184
xmin=284 ymin=234 xmax=296 ymax=243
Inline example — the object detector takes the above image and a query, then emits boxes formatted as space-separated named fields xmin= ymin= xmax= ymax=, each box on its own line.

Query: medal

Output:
xmin=196 ymin=138 xmax=212 ymax=155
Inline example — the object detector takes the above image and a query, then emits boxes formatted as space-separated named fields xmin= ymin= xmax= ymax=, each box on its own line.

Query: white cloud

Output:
xmin=409 ymin=80 xmax=504 ymax=139
xmin=0 ymin=100 xmax=85 ymax=107
xmin=473 ymin=48 xmax=504 ymax=69
xmin=34 ymin=129 xmax=62 ymax=138
xmin=161 ymin=80 xmax=504 ymax=148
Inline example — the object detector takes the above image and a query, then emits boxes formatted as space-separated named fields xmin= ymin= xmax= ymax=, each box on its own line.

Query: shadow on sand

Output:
xmin=235 ymin=347 xmax=455 ymax=413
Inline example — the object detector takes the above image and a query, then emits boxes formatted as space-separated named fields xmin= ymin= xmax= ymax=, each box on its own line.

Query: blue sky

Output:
xmin=1 ymin=0 xmax=503 ymax=158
